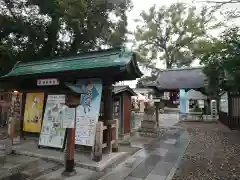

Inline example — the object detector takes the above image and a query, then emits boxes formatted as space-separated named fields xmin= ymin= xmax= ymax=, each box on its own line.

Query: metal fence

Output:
xmin=219 ymin=92 xmax=240 ymax=130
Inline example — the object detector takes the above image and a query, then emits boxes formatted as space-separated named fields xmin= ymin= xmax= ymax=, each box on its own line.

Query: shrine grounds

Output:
xmin=1 ymin=114 xmax=240 ymax=180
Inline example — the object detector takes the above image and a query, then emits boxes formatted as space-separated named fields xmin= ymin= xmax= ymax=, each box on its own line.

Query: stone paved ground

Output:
xmin=100 ymin=127 xmax=189 ymax=180
xmin=0 ymin=154 xmax=102 ymax=180
xmin=0 ymin=128 xmax=7 ymax=140
xmin=172 ymin=122 xmax=240 ymax=180
xmin=0 ymin=112 xmax=183 ymax=180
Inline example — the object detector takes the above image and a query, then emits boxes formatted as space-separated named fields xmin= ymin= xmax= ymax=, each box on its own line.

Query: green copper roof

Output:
xmin=2 ymin=48 xmax=143 ymax=80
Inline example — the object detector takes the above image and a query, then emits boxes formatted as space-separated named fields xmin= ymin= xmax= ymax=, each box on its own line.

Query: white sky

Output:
xmin=123 ymin=0 xmax=240 ymax=88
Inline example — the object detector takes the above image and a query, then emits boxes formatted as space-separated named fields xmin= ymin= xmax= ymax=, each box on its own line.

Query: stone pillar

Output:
xmin=92 ymin=121 xmax=103 ymax=162
xmin=155 ymin=102 xmax=160 ymax=127
xmin=103 ymin=83 xmax=113 ymax=153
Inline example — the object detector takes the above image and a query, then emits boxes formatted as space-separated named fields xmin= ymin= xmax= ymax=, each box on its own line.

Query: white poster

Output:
xmin=38 ymin=95 xmax=66 ymax=149
xmin=75 ymin=79 xmax=102 ymax=146
xmin=220 ymin=92 xmax=228 ymax=113
xmin=62 ymin=107 xmax=75 ymax=128
xmin=198 ymin=100 xmax=204 ymax=109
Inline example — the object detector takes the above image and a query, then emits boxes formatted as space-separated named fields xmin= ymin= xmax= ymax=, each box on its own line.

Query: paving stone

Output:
xmin=134 ymin=150 xmax=150 ymax=158
xmin=124 ymin=176 xmax=143 ymax=180
xmin=103 ymin=167 xmax=132 ymax=180
xmin=21 ymin=159 xmax=60 ymax=177
xmin=163 ymin=151 xmax=180 ymax=162
xmin=151 ymin=148 xmax=168 ymax=157
xmin=164 ymin=139 xmax=177 ymax=145
xmin=124 ymin=157 xmax=145 ymax=169
xmin=174 ymin=139 xmax=187 ymax=149
xmin=129 ymin=155 xmax=162 ymax=179
xmin=145 ymin=173 xmax=166 ymax=180
xmin=151 ymin=162 xmax=173 ymax=176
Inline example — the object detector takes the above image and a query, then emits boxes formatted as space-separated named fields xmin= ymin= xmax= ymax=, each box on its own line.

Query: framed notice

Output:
xmin=23 ymin=93 xmax=45 ymax=133
xmin=38 ymin=95 xmax=66 ymax=149
xmin=75 ymin=78 xmax=102 ymax=146
xmin=62 ymin=107 xmax=75 ymax=128
xmin=220 ymin=92 xmax=228 ymax=113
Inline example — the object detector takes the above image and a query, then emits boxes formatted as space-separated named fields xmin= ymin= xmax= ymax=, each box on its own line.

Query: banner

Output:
xmin=75 ymin=78 xmax=102 ymax=146
xmin=38 ymin=95 xmax=66 ymax=149
xmin=23 ymin=93 xmax=44 ymax=133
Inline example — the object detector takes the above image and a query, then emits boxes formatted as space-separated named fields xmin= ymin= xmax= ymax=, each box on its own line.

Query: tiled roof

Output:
xmin=156 ymin=67 xmax=206 ymax=90
xmin=1 ymin=48 xmax=143 ymax=81
xmin=113 ymin=85 xmax=137 ymax=96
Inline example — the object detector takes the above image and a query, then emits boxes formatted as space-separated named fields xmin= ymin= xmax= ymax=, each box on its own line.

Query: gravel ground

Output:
xmin=173 ymin=122 xmax=240 ymax=180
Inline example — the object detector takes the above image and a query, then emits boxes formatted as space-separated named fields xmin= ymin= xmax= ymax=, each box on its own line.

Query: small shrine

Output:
xmin=0 ymin=48 xmax=143 ymax=163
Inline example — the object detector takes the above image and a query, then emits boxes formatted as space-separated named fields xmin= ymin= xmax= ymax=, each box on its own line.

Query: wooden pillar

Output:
xmin=103 ymin=83 xmax=113 ymax=153
xmin=21 ymin=93 xmax=26 ymax=138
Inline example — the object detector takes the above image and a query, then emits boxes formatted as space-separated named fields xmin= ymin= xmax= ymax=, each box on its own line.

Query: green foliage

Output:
xmin=0 ymin=0 xmax=131 ymax=73
xmin=200 ymin=27 xmax=240 ymax=95
xmin=193 ymin=104 xmax=202 ymax=113
xmin=133 ymin=2 xmax=221 ymax=69
xmin=206 ymin=0 xmax=240 ymax=20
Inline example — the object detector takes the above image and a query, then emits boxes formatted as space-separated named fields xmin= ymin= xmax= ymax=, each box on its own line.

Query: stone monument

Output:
xmin=139 ymin=101 xmax=159 ymax=137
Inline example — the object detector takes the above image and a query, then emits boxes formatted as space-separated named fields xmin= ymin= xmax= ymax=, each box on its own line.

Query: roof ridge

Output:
xmin=158 ymin=66 xmax=203 ymax=72
xmin=15 ymin=48 xmax=126 ymax=67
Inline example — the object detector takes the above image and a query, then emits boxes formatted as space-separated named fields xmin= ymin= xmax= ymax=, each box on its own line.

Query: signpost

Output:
xmin=62 ymin=94 xmax=81 ymax=176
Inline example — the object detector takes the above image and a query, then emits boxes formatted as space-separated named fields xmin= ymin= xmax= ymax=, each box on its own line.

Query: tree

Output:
xmin=0 ymin=0 xmax=131 ymax=73
xmin=200 ymin=27 xmax=240 ymax=95
xmin=133 ymin=2 xmax=222 ymax=69
xmin=203 ymin=0 xmax=240 ymax=19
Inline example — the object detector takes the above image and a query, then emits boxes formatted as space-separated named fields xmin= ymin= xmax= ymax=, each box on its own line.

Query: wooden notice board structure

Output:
xmin=112 ymin=86 xmax=137 ymax=138
xmin=0 ymin=48 xmax=143 ymax=161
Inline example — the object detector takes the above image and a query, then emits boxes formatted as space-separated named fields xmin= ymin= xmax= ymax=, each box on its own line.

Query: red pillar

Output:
xmin=63 ymin=108 xmax=77 ymax=175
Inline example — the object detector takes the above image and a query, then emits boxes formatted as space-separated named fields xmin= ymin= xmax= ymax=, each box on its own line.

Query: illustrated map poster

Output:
xmin=75 ymin=79 xmax=102 ymax=146
xmin=38 ymin=95 xmax=66 ymax=149
xmin=23 ymin=93 xmax=45 ymax=133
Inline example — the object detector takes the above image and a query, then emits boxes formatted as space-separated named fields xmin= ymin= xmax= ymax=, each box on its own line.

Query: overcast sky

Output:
xmin=122 ymin=0 xmax=239 ymax=88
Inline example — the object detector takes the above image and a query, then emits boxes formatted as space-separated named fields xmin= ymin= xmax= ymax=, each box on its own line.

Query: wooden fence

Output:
xmin=219 ymin=92 xmax=240 ymax=130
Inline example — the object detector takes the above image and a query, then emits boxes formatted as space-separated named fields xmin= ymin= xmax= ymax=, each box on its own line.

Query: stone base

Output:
xmin=112 ymin=146 xmax=118 ymax=152
xmin=13 ymin=141 xmax=129 ymax=172
xmin=138 ymin=127 xmax=161 ymax=138
xmin=61 ymin=169 xmax=77 ymax=177
xmin=138 ymin=118 xmax=159 ymax=138
xmin=141 ymin=120 xmax=157 ymax=129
